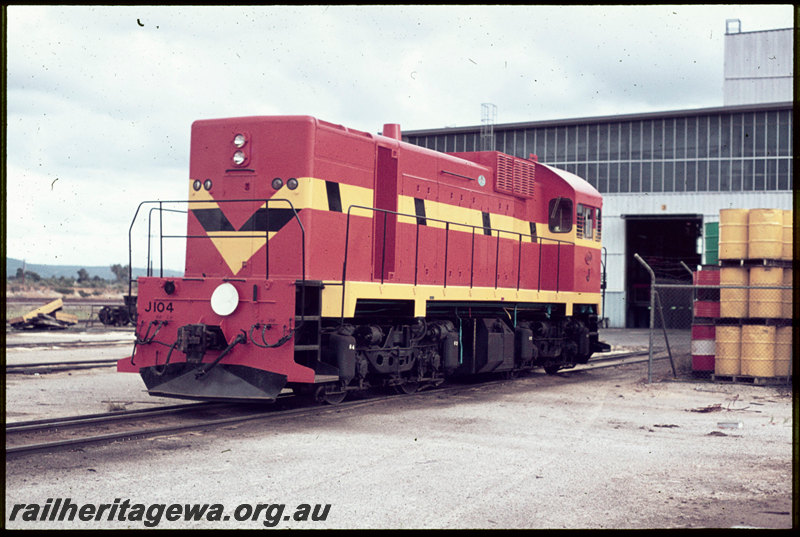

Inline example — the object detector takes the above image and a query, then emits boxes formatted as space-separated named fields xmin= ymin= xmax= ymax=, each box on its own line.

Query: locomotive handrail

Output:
xmin=340 ymin=204 xmax=574 ymax=322
xmin=128 ymin=198 xmax=306 ymax=302
xmin=147 ymin=207 xmax=186 ymax=277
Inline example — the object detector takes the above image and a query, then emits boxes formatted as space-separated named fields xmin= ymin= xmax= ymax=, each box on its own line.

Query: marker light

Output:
xmin=286 ymin=177 xmax=299 ymax=190
xmin=271 ymin=178 xmax=283 ymax=190
xmin=210 ymin=282 xmax=239 ymax=316
xmin=163 ymin=281 xmax=176 ymax=295
xmin=233 ymin=151 xmax=246 ymax=166
xmin=233 ymin=133 xmax=246 ymax=148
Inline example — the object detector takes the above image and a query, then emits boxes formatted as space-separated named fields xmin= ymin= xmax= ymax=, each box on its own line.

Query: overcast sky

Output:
xmin=4 ymin=4 xmax=794 ymax=271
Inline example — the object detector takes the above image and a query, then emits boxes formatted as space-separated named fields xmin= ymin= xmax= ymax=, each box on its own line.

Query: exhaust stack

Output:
xmin=382 ymin=123 xmax=401 ymax=140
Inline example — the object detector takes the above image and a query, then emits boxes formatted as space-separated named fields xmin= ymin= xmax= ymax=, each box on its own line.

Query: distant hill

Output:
xmin=6 ymin=258 xmax=183 ymax=280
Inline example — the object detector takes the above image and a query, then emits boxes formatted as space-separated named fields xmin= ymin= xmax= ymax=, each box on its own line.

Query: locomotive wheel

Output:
xmin=98 ymin=306 xmax=114 ymax=326
xmin=544 ymin=365 xmax=561 ymax=375
xmin=314 ymin=384 xmax=347 ymax=405
xmin=115 ymin=307 xmax=131 ymax=327
xmin=395 ymin=379 xmax=420 ymax=394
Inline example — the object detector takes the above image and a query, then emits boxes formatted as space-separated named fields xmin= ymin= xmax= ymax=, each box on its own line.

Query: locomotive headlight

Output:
xmin=233 ymin=133 xmax=247 ymax=148
xmin=232 ymin=151 xmax=246 ymax=166
xmin=192 ymin=179 xmax=202 ymax=191
xmin=210 ymin=282 xmax=239 ymax=317
xmin=203 ymin=179 xmax=213 ymax=190
xmin=286 ymin=177 xmax=299 ymax=190
xmin=271 ymin=177 xmax=283 ymax=190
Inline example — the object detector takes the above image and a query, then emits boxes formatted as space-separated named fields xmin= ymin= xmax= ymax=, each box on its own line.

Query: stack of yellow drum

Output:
xmin=715 ymin=208 xmax=793 ymax=381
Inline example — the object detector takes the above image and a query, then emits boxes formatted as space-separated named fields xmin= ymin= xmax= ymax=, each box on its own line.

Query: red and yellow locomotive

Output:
xmin=118 ymin=116 xmax=609 ymax=403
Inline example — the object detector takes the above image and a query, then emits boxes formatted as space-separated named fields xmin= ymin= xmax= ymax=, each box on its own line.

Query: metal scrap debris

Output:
xmin=8 ymin=298 xmax=78 ymax=330
xmin=689 ymin=403 xmax=723 ymax=413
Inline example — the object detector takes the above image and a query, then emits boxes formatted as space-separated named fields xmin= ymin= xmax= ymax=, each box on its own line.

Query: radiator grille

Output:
xmin=495 ymin=154 xmax=535 ymax=199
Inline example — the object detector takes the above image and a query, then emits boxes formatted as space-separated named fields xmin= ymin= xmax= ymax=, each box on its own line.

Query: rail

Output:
xmin=340 ymin=205 xmax=574 ymax=321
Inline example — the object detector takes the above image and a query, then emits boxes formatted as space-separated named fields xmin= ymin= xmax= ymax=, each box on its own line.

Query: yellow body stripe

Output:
xmin=187 ymin=177 xmax=599 ymax=276
xmin=187 ymin=177 xmax=374 ymax=212
xmin=189 ymin=177 xmax=593 ymax=246
xmin=398 ymin=194 xmax=579 ymax=244
xmin=320 ymin=281 xmax=602 ymax=318
xmin=277 ymin=177 xmax=374 ymax=212
xmin=339 ymin=182 xmax=375 ymax=211
xmin=187 ymin=180 xmax=218 ymax=208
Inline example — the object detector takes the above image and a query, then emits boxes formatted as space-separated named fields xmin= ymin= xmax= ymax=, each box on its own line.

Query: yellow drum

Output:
xmin=715 ymin=325 xmax=741 ymax=376
xmin=719 ymin=209 xmax=748 ymax=260
xmin=783 ymin=268 xmax=793 ymax=319
xmin=748 ymin=209 xmax=783 ymax=259
xmin=741 ymin=324 xmax=776 ymax=378
xmin=720 ymin=267 xmax=748 ymax=318
xmin=748 ymin=266 xmax=783 ymax=318
xmin=783 ymin=209 xmax=793 ymax=261
xmin=774 ymin=326 xmax=793 ymax=377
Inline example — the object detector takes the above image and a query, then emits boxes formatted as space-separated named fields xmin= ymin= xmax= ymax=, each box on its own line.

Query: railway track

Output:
xmin=4 ymin=391 xmax=415 ymax=457
xmin=6 ymin=358 xmax=121 ymax=374
xmin=6 ymin=350 xmax=663 ymax=457
xmin=5 ymin=338 xmax=133 ymax=349
xmin=5 ymin=336 xmax=133 ymax=373
xmin=5 ymin=400 xmax=280 ymax=456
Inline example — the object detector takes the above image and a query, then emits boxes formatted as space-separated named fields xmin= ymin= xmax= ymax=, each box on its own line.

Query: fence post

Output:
xmin=654 ymin=290 xmax=677 ymax=378
xmin=634 ymin=253 xmax=656 ymax=383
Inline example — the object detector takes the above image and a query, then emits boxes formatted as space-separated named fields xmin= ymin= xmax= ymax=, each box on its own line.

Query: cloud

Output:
xmin=5 ymin=4 xmax=794 ymax=268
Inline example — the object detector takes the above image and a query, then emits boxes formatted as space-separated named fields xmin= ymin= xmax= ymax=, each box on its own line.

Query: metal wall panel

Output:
xmin=724 ymin=28 xmax=793 ymax=105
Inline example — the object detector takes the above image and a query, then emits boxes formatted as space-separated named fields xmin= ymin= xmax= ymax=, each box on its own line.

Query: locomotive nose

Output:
xmin=140 ymin=363 xmax=287 ymax=402
xmin=139 ymin=322 xmax=288 ymax=402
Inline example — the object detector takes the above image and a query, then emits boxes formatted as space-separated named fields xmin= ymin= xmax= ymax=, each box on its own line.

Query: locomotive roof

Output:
xmin=535 ymin=162 xmax=603 ymax=205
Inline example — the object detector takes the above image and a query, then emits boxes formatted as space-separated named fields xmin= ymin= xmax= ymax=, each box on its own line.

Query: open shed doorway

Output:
xmin=624 ymin=215 xmax=702 ymax=328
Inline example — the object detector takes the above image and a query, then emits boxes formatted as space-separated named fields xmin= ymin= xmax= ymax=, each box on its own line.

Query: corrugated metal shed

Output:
xmin=724 ymin=28 xmax=793 ymax=105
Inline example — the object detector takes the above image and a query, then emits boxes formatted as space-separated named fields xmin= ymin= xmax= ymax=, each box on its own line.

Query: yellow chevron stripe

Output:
xmin=187 ymin=177 xmax=373 ymax=275
xmin=206 ymin=231 xmax=276 ymax=275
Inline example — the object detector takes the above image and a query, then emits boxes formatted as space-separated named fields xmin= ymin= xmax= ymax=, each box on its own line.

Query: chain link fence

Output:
xmin=635 ymin=254 xmax=793 ymax=384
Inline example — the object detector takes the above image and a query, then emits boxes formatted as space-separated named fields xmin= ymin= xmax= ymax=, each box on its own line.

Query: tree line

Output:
xmin=8 ymin=264 xmax=131 ymax=290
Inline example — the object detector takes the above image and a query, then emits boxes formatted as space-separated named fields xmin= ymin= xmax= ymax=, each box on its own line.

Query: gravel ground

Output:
xmin=4 ymin=329 xmax=795 ymax=529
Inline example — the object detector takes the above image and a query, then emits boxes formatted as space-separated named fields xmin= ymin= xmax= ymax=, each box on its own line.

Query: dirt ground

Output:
xmin=3 ymin=329 xmax=796 ymax=529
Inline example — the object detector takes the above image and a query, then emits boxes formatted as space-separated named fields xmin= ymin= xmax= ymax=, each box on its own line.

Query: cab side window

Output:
xmin=548 ymin=198 xmax=573 ymax=233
